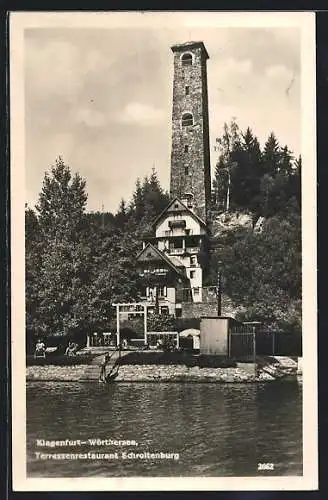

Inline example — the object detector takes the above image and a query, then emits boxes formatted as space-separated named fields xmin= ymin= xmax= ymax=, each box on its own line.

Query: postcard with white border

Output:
xmin=10 ymin=11 xmax=317 ymax=491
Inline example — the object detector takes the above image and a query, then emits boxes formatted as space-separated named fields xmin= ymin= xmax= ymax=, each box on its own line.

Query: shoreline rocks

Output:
xmin=26 ymin=362 xmax=299 ymax=383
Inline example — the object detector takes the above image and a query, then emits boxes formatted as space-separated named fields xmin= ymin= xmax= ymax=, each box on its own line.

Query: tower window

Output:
xmin=184 ymin=145 xmax=189 ymax=153
xmin=185 ymin=86 xmax=190 ymax=96
xmin=185 ymin=166 xmax=189 ymax=176
xmin=182 ymin=113 xmax=193 ymax=127
xmin=181 ymin=53 xmax=193 ymax=66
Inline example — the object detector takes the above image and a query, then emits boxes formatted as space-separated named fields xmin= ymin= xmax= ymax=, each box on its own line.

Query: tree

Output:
xmin=25 ymin=206 xmax=44 ymax=343
xmin=33 ymin=157 xmax=92 ymax=337
xmin=213 ymin=119 xmax=242 ymax=212
xmin=115 ymin=198 xmax=128 ymax=229
xmin=36 ymin=156 xmax=87 ymax=240
xmin=213 ymin=122 xmax=300 ymax=220
xmin=232 ymin=127 xmax=262 ymax=213
xmin=213 ymin=211 xmax=301 ymax=332
xmin=87 ymin=224 xmax=141 ymax=331
xmin=262 ymin=132 xmax=281 ymax=177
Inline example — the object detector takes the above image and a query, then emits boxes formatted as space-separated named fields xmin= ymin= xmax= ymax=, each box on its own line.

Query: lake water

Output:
xmin=26 ymin=381 xmax=302 ymax=477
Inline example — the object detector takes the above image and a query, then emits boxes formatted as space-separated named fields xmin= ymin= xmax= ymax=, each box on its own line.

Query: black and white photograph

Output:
xmin=10 ymin=11 xmax=317 ymax=491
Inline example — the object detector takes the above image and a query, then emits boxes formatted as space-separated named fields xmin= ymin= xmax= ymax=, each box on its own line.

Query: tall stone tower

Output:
xmin=170 ymin=41 xmax=211 ymax=223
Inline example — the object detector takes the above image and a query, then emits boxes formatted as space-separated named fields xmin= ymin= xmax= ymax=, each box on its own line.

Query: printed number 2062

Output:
xmin=258 ymin=463 xmax=274 ymax=470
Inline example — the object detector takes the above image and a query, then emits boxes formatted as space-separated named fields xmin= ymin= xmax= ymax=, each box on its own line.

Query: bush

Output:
xmin=118 ymin=351 xmax=236 ymax=367
xmin=26 ymin=354 xmax=94 ymax=366
xmin=147 ymin=313 xmax=176 ymax=332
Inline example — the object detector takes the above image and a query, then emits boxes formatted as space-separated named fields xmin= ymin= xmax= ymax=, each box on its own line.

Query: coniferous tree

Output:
xmin=34 ymin=157 xmax=91 ymax=338
xmin=212 ymin=120 xmax=301 ymax=333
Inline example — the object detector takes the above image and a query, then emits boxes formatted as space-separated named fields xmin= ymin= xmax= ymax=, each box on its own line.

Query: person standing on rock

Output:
xmin=99 ymin=351 xmax=111 ymax=383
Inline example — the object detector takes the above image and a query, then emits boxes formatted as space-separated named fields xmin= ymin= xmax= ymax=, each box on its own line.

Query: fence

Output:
xmin=179 ymin=286 xmax=218 ymax=303
xmin=146 ymin=331 xmax=179 ymax=349
xmin=228 ymin=324 xmax=256 ymax=363
xmin=256 ymin=331 xmax=302 ymax=357
xmin=89 ymin=332 xmax=114 ymax=347
xmin=228 ymin=327 xmax=301 ymax=360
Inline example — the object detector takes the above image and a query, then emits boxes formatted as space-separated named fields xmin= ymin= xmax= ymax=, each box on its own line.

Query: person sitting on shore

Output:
xmin=34 ymin=339 xmax=46 ymax=358
xmin=65 ymin=341 xmax=78 ymax=356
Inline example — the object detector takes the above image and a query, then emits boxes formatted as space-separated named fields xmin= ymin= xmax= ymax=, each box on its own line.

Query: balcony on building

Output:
xmin=185 ymin=235 xmax=202 ymax=254
xmin=169 ymin=237 xmax=185 ymax=255
xmin=138 ymin=267 xmax=169 ymax=278
xmin=168 ymin=219 xmax=186 ymax=230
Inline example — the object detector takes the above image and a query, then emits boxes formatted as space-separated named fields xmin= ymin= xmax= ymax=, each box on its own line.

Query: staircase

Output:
xmin=258 ymin=356 xmax=298 ymax=380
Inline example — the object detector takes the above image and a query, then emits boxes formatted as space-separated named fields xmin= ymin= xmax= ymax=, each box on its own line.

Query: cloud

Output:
xmin=118 ymin=102 xmax=165 ymax=126
xmin=75 ymin=107 xmax=107 ymax=127
xmin=25 ymin=39 xmax=82 ymax=97
xmin=265 ymin=64 xmax=293 ymax=80
xmin=25 ymin=26 xmax=302 ymax=213
xmin=224 ymin=58 xmax=253 ymax=75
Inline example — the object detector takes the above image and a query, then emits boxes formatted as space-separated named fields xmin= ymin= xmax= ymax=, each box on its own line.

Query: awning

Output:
xmin=179 ymin=328 xmax=200 ymax=337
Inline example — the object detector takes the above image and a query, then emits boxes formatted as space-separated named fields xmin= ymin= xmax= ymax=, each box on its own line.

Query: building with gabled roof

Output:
xmin=136 ymin=41 xmax=215 ymax=317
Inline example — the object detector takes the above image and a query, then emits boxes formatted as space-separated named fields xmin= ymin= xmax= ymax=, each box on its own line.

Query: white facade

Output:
xmin=153 ymin=203 xmax=207 ymax=303
xmin=144 ymin=285 xmax=176 ymax=315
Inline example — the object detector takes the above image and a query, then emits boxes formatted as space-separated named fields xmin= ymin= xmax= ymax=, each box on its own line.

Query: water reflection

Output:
xmin=26 ymin=381 xmax=302 ymax=477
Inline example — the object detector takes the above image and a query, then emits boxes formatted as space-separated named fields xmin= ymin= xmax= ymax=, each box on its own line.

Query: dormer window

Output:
xmin=181 ymin=53 xmax=193 ymax=66
xmin=182 ymin=113 xmax=193 ymax=127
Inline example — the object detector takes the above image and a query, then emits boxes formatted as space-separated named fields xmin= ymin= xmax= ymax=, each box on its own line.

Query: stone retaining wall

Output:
xmin=26 ymin=364 xmax=279 ymax=383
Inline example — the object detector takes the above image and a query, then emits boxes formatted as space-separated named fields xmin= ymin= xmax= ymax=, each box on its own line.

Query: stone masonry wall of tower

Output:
xmin=170 ymin=42 xmax=212 ymax=223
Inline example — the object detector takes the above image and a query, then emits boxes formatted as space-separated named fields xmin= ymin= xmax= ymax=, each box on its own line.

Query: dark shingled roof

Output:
xmin=136 ymin=243 xmax=188 ymax=279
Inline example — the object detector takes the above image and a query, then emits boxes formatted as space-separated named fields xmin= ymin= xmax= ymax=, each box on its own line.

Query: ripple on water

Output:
xmin=26 ymin=381 xmax=302 ymax=477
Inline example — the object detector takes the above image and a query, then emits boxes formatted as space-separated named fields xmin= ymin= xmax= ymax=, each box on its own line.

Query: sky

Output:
xmin=25 ymin=22 xmax=301 ymax=213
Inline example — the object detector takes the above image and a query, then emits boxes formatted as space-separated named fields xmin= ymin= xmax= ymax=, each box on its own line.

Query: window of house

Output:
xmin=185 ymin=85 xmax=190 ymax=96
xmin=175 ymin=308 xmax=182 ymax=318
xmin=185 ymin=166 xmax=189 ymax=176
xmin=160 ymin=306 xmax=169 ymax=315
xmin=181 ymin=53 xmax=193 ymax=66
xmin=158 ymin=286 xmax=167 ymax=297
xmin=190 ymin=270 xmax=195 ymax=279
xmin=174 ymin=203 xmax=179 ymax=208
xmin=182 ymin=113 xmax=193 ymax=127
xmin=184 ymin=145 xmax=189 ymax=153
xmin=193 ymin=287 xmax=199 ymax=295
xmin=190 ymin=256 xmax=197 ymax=266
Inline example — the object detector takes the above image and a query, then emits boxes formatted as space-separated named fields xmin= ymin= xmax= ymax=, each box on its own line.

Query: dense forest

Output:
xmin=26 ymin=158 xmax=170 ymax=342
xmin=25 ymin=119 xmax=301 ymax=343
xmin=211 ymin=119 xmax=301 ymax=333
